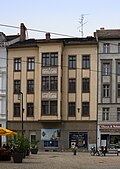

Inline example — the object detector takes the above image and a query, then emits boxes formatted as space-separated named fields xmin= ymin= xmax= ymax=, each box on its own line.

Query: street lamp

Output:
xmin=18 ymin=90 xmax=24 ymax=136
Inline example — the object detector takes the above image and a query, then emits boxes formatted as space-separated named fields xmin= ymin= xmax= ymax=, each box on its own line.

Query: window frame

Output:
xmin=117 ymin=83 xmax=120 ymax=97
xmin=68 ymin=55 xmax=76 ymax=69
xmin=27 ymin=57 xmax=35 ymax=71
xmin=68 ymin=78 xmax=76 ymax=93
xmin=27 ymin=103 xmax=34 ymax=117
xmin=82 ymin=55 xmax=90 ymax=69
xmin=103 ymin=84 xmax=110 ymax=98
xmin=14 ymin=103 xmax=20 ymax=117
xmin=117 ymin=108 xmax=120 ymax=121
xmin=14 ymin=80 xmax=21 ymax=94
xmin=82 ymin=78 xmax=90 ymax=93
xmin=117 ymin=62 xmax=120 ymax=75
xmin=27 ymin=80 xmax=34 ymax=94
xmin=82 ymin=102 xmax=89 ymax=116
xmin=42 ymin=52 xmax=58 ymax=67
xmin=102 ymin=108 xmax=109 ymax=121
xmin=118 ymin=43 xmax=120 ymax=53
xmin=68 ymin=102 xmax=76 ymax=117
xmin=41 ymin=101 xmax=57 ymax=115
xmin=103 ymin=43 xmax=110 ymax=53
xmin=14 ymin=58 xmax=21 ymax=71
xmin=102 ymin=62 xmax=111 ymax=76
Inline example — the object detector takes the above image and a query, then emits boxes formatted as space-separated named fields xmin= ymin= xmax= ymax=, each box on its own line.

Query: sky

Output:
xmin=0 ymin=0 xmax=120 ymax=39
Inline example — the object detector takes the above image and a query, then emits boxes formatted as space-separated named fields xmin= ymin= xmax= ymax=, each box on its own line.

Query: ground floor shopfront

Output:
xmin=97 ymin=124 xmax=120 ymax=148
xmin=8 ymin=120 xmax=97 ymax=150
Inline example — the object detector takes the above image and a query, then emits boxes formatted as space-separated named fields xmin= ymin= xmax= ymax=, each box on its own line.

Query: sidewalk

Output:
xmin=0 ymin=151 xmax=120 ymax=169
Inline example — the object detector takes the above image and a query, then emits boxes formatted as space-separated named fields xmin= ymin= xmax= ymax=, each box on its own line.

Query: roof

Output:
xmin=96 ymin=29 xmax=120 ymax=39
xmin=8 ymin=36 xmax=97 ymax=48
xmin=6 ymin=35 xmax=20 ymax=41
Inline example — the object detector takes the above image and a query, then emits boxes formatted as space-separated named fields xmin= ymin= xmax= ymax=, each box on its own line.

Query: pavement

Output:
xmin=0 ymin=151 xmax=120 ymax=169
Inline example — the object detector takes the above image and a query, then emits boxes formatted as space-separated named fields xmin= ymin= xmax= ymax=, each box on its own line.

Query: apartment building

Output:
xmin=95 ymin=28 xmax=120 ymax=148
xmin=0 ymin=31 xmax=20 ymax=146
xmin=7 ymin=32 xmax=97 ymax=150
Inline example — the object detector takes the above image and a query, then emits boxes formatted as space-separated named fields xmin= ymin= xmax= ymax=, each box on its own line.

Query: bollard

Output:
xmin=73 ymin=149 xmax=76 ymax=155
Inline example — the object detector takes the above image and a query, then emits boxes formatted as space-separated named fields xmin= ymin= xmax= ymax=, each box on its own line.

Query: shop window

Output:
xmin=69 ymin=132 xmax=88 ymax=148
xmin=44 ymin=140 xmax=58 ymax=147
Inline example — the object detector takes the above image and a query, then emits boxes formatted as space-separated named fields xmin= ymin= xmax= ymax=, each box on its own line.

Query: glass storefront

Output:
xmin=69 ymin=132 xmax=88 ymax=148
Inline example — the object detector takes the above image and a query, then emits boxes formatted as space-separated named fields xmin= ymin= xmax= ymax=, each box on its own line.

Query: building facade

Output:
xmin=0 ymin=31 xmax=20 ymax=146
xmin=7 ymin=34 xmax=97 ymax=150
xmin=95 ymin=29 xmax=120 ymax=148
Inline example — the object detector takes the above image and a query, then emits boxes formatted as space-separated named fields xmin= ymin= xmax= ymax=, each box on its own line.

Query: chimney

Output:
xmin=93 ymin=32 xmax=96 ymax=37
xmin=100 ymin=27 xmax=105 ymax=30
xmin=20 ymin=23 xmax=26 ymax=41
xmin=46 ymin=32 xmax=51 ymax=40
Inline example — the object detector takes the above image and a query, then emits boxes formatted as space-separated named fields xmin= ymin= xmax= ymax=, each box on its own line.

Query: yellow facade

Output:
xmin=7 ymin=37 xmax=97 ymax=150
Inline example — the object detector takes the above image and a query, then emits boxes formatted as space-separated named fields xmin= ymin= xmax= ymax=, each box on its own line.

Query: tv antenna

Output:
xmin=78 ymin=14 xmax=88 ymax=37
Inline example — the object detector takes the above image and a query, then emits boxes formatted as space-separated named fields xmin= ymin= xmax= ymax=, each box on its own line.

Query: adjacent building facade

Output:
xmin=7 ymin=33 xmax=97 ymax=150
xmin=0 ymin=32 xmax=20 ymax=146
xmin=95 ymin=29 xmax=120 ymax=148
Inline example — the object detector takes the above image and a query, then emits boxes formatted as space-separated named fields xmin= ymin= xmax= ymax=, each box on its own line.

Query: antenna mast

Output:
xmin=78 ymin=14 xmax=88 ymax=37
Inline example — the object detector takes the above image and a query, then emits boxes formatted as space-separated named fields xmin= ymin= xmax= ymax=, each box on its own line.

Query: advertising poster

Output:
xmin=41 ymin=128 xmax=61 ymax=141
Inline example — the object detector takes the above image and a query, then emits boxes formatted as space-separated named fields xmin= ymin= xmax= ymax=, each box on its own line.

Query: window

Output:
xmin=102 ymin=108 xmax=109 ymax=121
xmin=68 ymin=55 xmax=76 ymax=69
xmin=68 ymin=79 xmax=76 ymax=92
xmin=27 ymin=80 xmax=34 ymax=93
xmin=102 ymin=63 xmax=110 ymax=75
xmin=41 ymin=101 xmax=57 ymax=115
xmin=41 ymin=101 xmax=49 ymax=115
xmin=51 ymin=53 xmax=58 ymax=66
xmin=82 ymin=55 xmax=90 ymax=69
xmin=117 ymin=108 xmax=120 ymax=121
xmin=103 ymin=43 xmax=110 ymax=53
xmin=30 ymin=135 xmax=36 ymax=143
xmin=14 ymin=58 xmax=21 ymax=71
xmin=82 ymin=102 xmax=89 ymax=116
xmin=118 ymin=43 xmax=120 ymax=53
xmin=82 ymin=78 xmax=90 ymax=92
xmin=14 ymin=103 xmax=20 ymax=117
xmin=42 ymin=76 xmax=49 ymax=90
xmin=27 ymin=103 xmax=34 ymax=117
xmin=68 ymin=102 xmax=76 ymax=117
xmin=50 ymin=76 xmax=58 ymax=90
xmin=42 ymin=52 xmax=58 ymax=67
xmin=42 ymin=76 xmax=58 ymax=91
xmin=14 ymin=80 xmax=20 ymax=93
xmin=27 ymin=57 xmax=35 ymax=70
xmin=50 ymin=101 xmax=57 ymax=115
xmin=103 ymin=84 xmax=110 ymax=97
xmin=117 ymin=83 xmax=120 ymax=97
xmin=117 ymin=62 xmax=120 ymax=75
xmin=44 ymin=141 xmax=58 ymax=148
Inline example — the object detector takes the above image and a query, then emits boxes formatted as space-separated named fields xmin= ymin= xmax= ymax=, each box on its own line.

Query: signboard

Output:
xmin=41 ymin=128 xmax=61 ymax=141
xmin=100 ymin=124 xmax=120 ymax=130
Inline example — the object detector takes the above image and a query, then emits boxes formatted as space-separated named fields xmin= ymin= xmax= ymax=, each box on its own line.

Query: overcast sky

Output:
xmin=0 ymin=0 xmax=120 ymax=39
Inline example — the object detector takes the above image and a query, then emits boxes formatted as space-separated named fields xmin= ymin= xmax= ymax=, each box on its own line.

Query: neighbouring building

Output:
xmin=95 ymin=28 xmax=120 ymax=148
xmin=7 ymin=31 xmax=97 ymax=150
xmin=0 ymin=30 xmax=20 ymax=146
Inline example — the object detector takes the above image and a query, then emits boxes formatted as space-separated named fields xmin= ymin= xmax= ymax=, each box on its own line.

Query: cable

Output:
xmin=0 ymin=23 xmax=120 ymax=46
xmin=0 ymin=23 xmax=77 ymax=38
xmin=0 ymin=56 xmax=120 ymax=76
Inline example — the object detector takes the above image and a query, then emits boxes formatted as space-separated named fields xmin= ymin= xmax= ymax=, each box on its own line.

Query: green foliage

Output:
xmin=13 ymin=134 xmax=30 ymax=153
xmin=31 ymin=140 xmax=39 ymax=149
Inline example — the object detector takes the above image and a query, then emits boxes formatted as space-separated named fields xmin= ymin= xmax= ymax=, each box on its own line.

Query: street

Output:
xmin=0 ymin=151 xmax=120 ymax=169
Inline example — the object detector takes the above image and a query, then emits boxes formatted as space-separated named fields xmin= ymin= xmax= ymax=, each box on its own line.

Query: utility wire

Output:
xmin=0 ymin=56 xmax=120 ymax=76
xmin=0 ymin=23 xmax=120 ymax=46
xmin=0 ymin=23 xmax=77 ymax=38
